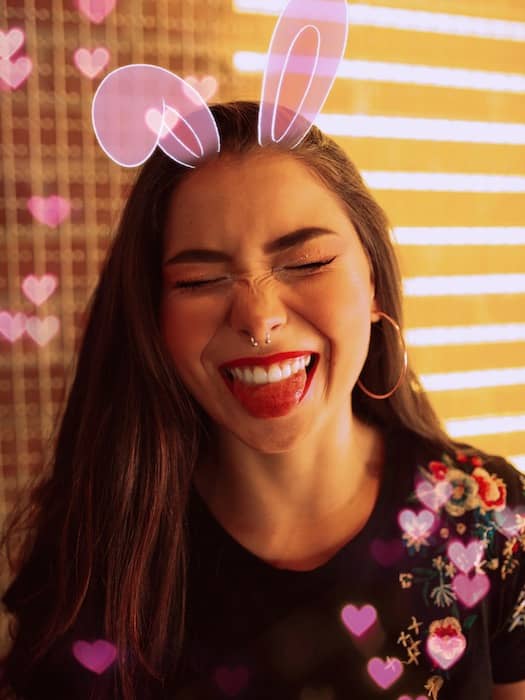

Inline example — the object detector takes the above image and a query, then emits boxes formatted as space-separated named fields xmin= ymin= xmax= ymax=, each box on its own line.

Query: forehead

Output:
xmin=163 ymin=152 xmax=354 ymax=246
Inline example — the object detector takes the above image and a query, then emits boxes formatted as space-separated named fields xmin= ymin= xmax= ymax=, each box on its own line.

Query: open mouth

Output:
xmin=220 ymin=352 xmax=319 ymax=389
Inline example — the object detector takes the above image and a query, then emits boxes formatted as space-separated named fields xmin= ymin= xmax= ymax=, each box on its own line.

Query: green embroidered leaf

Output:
xmin=463 ymin=614 xmax=477 ymax=630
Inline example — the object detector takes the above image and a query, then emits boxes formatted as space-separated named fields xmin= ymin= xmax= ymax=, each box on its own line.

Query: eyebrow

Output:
xmin=163 ymin=227 xmax=339 ymax=266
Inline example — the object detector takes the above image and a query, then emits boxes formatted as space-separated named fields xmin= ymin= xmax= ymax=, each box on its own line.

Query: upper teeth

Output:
xmin=227 ymin=354 xmax=312 ymax=385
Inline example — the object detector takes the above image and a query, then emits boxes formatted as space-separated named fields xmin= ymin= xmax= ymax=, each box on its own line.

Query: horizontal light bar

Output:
xmin=362 ymin=172 xmax=525 ymax=191
xmin=233 ymin=1 xmax=525 ymax=42
xmin=507 ymin=454 xmax=525 ymax=473
xmin=445 ymin=414 xmax=525 ymax=436
xmin=406 ymin=323 xmax=525 ymax=346
xmin=404 ymin=274 xmax=525 ymax=296
xmin=234 ymin=52 xmax=525 ymax=94
xmin=421 ymin=367 xmax=525 ymax=392
xmin=314 ymin=115 xmax=525 ymax=145
xmin=393 ymin=227 xmax=525 ymax=245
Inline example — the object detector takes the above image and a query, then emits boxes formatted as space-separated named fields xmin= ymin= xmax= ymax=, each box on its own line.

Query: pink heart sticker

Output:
xmin=72 ymin=639 xmax=117 ymax=674
xmin=367 ymin=656 xmax=403 ymax=690
xmin=452 ymin=572 xmax=490 ymax=608
xmin=77 ymin=0 xmax=116 ymax=24
xmin=183 ymin=75 xmax=218 ymax=104
xmin=495 ymin=506 xmax=525 ymax=539
xmin=22 ymin=274 xmax=58 ymax=306
xmin=426 ymin=631 xmax=466 ymax=670
xmin=27 ymin=195 xmax=71 ymax=227
xmin=213 ymin=666 xmax=250 ymax=697
xmin=398 ymin=508 xmax=435 ymax=539
xmin=415 ymin=479 xmax=452 ymax=512
xmin=0 ymin=28 xmax=25 ymax=60
xmin=145 ymin=107 xmax=179 ymax=138
xmin=25 ymin=315 xmax=60 ymax=346
xmin=447 ymin=539 xmax=485 ymax=575
xmin=0 ymin=312 xmax=27 ymax=342
xmin=74 ymin=47 xmax=110 ymax=79
xmin=0 ymin=55 xmax=32 ymax=89
xmin=341 ymin=603 xmax=377 ymax=637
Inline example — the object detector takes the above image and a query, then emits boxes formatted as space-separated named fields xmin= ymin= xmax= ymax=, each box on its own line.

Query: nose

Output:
xmin=228 ymin=276 xmax=287 ymax=346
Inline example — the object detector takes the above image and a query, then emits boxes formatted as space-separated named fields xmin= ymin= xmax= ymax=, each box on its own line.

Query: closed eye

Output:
xmin=173 ymin=257 xmax=336 ymax=290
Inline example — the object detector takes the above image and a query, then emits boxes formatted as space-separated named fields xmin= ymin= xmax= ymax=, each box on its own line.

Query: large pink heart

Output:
xmin=367 ymin=656 xmax=403 ymax=690
xmin=0 ymin=28 xmax=25 ymax=60
xmin=74 ymin=47 xmax=110 ymax=79
xmin=341 ymin=603 xmax=377 ymax=637
xmin=72 ymin=639 xmax=117 ymax=674
xmin=452 ymin=572 xmax=490 ymax=608
xmin=77 ymin=0 xmax=116 ymax=23
xmin=415 ymin=479 xmax=452 ymax=511
xmin=213 ymin=666 xmax=250 ymax=697
xmin=447 ymin=539 xmax=485 ymax=575
xmin=27 ymin=195 xmax=71 ymax=227
xmin=0 ymin=312 xmax=26 ymax=342
xmin=0 ymin=56 xmax=32 ymax=89
xmin=22 ymin=274 xmax=58 ymax=306
xmin=25 ymin=315 xmax=60 ymax=346
xmin=426 ymin=631 xmax=466 ymax=670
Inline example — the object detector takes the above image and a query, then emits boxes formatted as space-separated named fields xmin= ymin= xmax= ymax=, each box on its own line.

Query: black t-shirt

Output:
xmin=2 ymin=431 xmax=525 ymax=699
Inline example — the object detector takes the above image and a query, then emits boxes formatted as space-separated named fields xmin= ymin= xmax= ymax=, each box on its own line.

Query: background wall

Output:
xmin=1 ymin=0 xmax=524 ymax=645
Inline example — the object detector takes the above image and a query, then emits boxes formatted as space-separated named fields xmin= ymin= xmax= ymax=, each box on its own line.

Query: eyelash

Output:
xmin=173 ymin=257 xmax=337 ymax=291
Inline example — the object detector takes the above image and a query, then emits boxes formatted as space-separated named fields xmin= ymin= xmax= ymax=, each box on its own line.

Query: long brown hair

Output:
xmin=1 ymin=101 xmax=457 ymax=698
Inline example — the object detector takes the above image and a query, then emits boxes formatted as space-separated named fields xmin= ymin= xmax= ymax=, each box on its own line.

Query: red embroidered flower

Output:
xmin=456 ymin=452 xmax=468 ymax=463
xmin=471 ymin=456 xmax=483 ymax=468
xmin=472 ymin=467 xmax=507 ymax=512
xmin=430 ymin=461 xmax=448 ymax=480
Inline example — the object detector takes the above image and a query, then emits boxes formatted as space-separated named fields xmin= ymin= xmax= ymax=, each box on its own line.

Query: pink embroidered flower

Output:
xmin=472 ymin=467 xmax=507 ymax=512
xmin=429 ymin=461 xmax=448 ymax=480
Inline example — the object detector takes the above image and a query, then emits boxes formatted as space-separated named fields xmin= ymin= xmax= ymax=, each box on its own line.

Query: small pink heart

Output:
xmin=398 ymin=508 xmax=435 ymax=538
xmin=0 ymin=312 xmax=26 ymax=342
xmin=27 ymin=195 xmax=71 ymax=227
xmin=77 ymin=0 xmax=116 ymax=23
xmin=25 ymin=315 xmax=60 ymax=346
xmin=370 ymin=538 xmax=404 ymax=567
xmin=341 ymin=603 xmax=377 ymax=637
xmin=447 ymin=539 xmax=485 ymax=575
xmin=367 ymin=657 xmax=403 ymax=690
xmin=415 ymin=479 xmax=452 ymax=512
xmin=0 ymin=55 xmax=32 ymax=89
xmin=145 ymin=107 xmax=179 ymax=138
xmin=0 ymin=28 xmax=25 ymax=60
xmin=452 ymin=572 xmax=490 ymax=608
xmin=495 ymin=506 xmax=525 ymax=539
xmin=74 ymin=47 xmax=110 ymax=79
xmin=183 ymin=75 xmax=218 ymax=104
xmin=72 ymin=639 xmax=117 ymax=674
xmin=22 ymin=274 xmax=58 ymax=306
xmin=426 ymin=631 xmax=466 ymax=669
xmin=213 ymin=666 xmax=250 ymax=697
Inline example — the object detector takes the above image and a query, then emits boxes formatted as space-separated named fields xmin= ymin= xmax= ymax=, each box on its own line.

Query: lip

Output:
xmin=220 ymin=350 xmax=318 ymax=371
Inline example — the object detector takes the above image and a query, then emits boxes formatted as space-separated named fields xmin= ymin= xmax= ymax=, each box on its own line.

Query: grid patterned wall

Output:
xmin=1 ymin=0 xmax=524 ymax=634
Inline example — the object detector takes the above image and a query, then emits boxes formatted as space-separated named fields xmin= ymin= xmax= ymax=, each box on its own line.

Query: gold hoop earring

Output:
xmin=357 ymin=311 xmax=408 ymax=400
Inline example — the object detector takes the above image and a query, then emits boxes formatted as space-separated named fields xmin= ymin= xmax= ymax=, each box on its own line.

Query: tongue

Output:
xmin=232 ymin=369 xmax=307 ymax=418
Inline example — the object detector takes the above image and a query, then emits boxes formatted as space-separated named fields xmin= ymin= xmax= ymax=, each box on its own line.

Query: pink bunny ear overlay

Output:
xmin=258 ymin=0 xmax=348 ymax=150
xmin=91 ymin=64 xmax=220 ymax=168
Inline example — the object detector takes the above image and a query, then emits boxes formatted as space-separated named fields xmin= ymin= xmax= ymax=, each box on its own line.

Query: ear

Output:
xmin=370 ymin=293 xmax=381 ymax=323
xmin=92 ymin=64 xmax=220 ymax=168
xmin=258 ymin=0 xmax=348 ymax=150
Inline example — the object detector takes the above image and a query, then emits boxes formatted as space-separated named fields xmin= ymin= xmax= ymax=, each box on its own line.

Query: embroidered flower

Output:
xmin=471 ymin=467 xmax=507 ymax=513
xmin=429 ymin=617 xmax=462 ymax=638
xmin=456 ymin=523 xmax=466 ymax=535
xmin=443 ymin=469 xmax=479 ymax=517
xmin=429 ymin=461 xmax=448 ymax=480
xmin=400 ymin=572 xmax=413 ymax=589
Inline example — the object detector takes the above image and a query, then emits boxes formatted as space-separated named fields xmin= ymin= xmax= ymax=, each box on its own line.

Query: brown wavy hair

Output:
xmin=0 ymin=100 xmax=457 ymax=698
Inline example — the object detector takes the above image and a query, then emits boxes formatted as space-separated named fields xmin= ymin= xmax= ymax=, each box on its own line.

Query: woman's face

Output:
xmin=160 ymin=151 xmax=380 ymax=452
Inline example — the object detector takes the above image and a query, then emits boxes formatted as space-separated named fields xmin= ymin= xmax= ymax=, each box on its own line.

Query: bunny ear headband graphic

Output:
xmin=91 ymin=0 xmax=348 ymax=169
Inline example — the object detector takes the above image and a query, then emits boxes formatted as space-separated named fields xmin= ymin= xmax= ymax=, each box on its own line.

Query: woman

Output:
xmin=1 ymin=101 xmax=524 ymax=700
